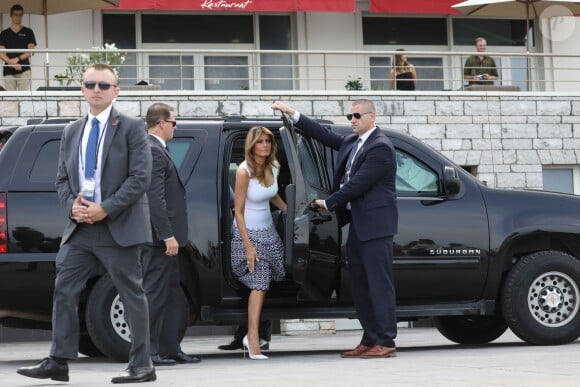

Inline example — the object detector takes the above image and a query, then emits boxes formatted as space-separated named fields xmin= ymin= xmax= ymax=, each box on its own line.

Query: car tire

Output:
xmin=435 ymin=315 xmax=508 ymax=344
xmin=78 ymin=332 xmax=104 ymax=358
xmin=501 ymin=250 xmax=580 ymax=345
xmin=85 ymin=274 xmax=131 ymax=362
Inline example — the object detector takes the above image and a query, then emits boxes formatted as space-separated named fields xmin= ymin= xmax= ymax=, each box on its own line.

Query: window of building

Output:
xmin=148 ymin=55 xmax=194 ymax=90
xmin=259 ymin=15 xmax=293 ymax=90
xmin=370 ymin=56 xmax=444 ymax=91
xmin=363 ymin=17 xmax=448 ymax=45
xmin=141 ymin=15 xmax=254 ymax=44
xmin=542 ymin=167 xmax=580 ymax=194
xmin=452 ymin=19 xmax=532 ymax=47
xmin=205 ymin=56 xmax=249 ymax=91
xmin=103 ymin=14 xmax=137 ymax=85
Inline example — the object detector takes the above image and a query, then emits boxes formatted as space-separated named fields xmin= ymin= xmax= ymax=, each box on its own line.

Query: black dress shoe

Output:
xmin=111 ymin=366 xmax=156 ymax=384
xmin=17 ymin=357 xmax=69 ymax=382
xmin=151 ymin=354 xmax=176 ymax=366
xmin=167 ymin=351 xmax=201 ymax=364
xmin=217 ymin=339 xmax=243 ymax=350
xmin=218 ymin=339 xmax=269 ymax=351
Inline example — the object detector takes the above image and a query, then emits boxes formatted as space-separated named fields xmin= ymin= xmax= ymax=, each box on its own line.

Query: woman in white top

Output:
xmin=231 ymin=126 xmax=287 ymax=359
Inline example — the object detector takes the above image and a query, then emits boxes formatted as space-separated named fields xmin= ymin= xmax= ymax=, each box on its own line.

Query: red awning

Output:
xmin=370 ymin=0 xmax=460 ymax=15
xmin=114 ymin=0 xmax=355 ymax=12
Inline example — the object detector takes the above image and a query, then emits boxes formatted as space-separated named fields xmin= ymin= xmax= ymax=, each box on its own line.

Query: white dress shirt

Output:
xmin=78 ymin=105 xmax=113 ymax=204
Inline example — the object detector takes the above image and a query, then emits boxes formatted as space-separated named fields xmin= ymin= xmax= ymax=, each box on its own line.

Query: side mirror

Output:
xmin=443 ymin=166 xmax=461 ymax=195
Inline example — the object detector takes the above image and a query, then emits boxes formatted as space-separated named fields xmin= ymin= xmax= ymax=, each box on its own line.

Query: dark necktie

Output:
xmin=85 ymin=117 xmax=100 ymax=178
xmin=343 ymin=138 xmax=361 ymax=183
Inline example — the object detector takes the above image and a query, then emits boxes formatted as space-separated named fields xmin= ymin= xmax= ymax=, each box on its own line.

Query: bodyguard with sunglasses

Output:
xmin=18 ymin=63 xmax=156 ymax=384
xmin=142 ymin=103 xmax=202 ymax=366
xmin=272 ymin=99 xmax=398 ymax=359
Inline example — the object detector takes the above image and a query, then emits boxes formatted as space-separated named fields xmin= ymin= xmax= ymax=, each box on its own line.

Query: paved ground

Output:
xmin=1 ymin=328 xmax=579 ymax=386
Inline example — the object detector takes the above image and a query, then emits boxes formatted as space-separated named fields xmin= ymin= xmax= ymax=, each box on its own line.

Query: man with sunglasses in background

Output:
xmin=0 ymin=4 xmax=36 ymax=91
xmin=272 ymin=99 xmax=398 ymax=359
xmin=18 ymin=63 xmax=156 ymax=384
xmin=142 ymin=103 xmax=202 ymax=367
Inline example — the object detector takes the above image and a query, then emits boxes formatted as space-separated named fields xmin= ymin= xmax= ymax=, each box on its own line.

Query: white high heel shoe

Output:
xmin=242 ymin=335 xmax=269 ymax=360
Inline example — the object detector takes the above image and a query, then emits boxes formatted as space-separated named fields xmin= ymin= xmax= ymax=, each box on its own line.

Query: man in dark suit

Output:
xmin=17 ymin=63 xmax=156 ymax=383
xmin=142 ymin=103 xmax=201 ymax=366
xmin=272 ymin=99 xmax=398 ymax=359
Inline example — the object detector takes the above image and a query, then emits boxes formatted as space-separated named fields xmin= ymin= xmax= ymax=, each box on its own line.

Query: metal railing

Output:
xmin=2 ymin=48 xmax=579 ymax=92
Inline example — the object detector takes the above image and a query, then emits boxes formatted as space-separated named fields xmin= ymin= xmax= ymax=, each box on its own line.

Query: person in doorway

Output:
xmin=0 ymin=4 xmax=36 ymax=91
xmin=17 ymin=63 xmax=156 ymax=384
xmin=219 ymin=185 xmax=272 ymax=352
xmin=142 ymin=103 xmax=202 ymax=366
xmin=463 ymin=37 xmax=498 ymax=86
xmin=272 ymin=99 xmax=398 ymax=359
xmin=231 ymin=126 xmax=287 ymax=360
xmin=389 ymin=49 xmax=416 ymax=91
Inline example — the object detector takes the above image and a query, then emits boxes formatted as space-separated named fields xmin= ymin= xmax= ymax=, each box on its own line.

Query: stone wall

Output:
xmin=2 ymin=90 xmax=580 ymax=190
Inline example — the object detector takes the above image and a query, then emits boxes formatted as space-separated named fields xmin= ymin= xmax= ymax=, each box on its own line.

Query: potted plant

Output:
xmin=344 ymin=76 xmax=364 ymax=91
xmin=54 ymin=43 xmax=126 ymax=86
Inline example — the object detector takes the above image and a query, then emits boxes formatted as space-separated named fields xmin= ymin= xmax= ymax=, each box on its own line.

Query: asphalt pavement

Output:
xmin=1 ymin=327 xmax=579 ymax=386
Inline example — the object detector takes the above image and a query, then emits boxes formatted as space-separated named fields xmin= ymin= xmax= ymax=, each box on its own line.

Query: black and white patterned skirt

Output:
xmin=231 ymin=223 xmax=285 ymax=291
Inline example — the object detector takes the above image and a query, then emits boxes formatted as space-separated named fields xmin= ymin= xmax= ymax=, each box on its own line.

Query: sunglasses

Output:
xmin=346 ymin=112 xmax=373 ymax=120
xmin=83 ymin=81 xmax=117 ymax=90
xmin=157 ymin=120 xmax=177 ymax=128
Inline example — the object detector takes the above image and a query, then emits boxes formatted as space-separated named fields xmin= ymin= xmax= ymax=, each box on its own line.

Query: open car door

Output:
xmin=279 ymin=120 xmax=310 ymax=285
xmin=279 ymin=116 xmax=343 ymax=302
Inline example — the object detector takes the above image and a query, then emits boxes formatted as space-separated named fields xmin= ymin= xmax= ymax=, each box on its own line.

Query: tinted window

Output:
xmin=363 ymin=17 xmax=447 ymax=45
xmin=29 ymin=140 xmax=59 ymax=183
xmin=103 ymin=14 xmax=137 ymax=85
xmin=168 ymin=137 xmax=198 ymax=171
xmin=396 ymin=150 xmax=438 ymax=194
xmin=453 ymin=19 xmax=531 ymax=47
xmin=142 ymin=15 xmax=254 ymax=44
xmin=296 ymin=134 xmax=325 ymax=202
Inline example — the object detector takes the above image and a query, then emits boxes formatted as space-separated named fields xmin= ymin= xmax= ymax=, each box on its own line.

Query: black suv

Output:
xmin=1 ymin=116 xmax=579 ymax=361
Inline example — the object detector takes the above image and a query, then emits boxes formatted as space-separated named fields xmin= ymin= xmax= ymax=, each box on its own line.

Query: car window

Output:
xmin=396 ymin=150 xmax=439 ymax=195
xmin=29 ymin=140 xmax=60 ymax=183
xmin=167 ymin=138 xmax=196 ymax=170
xmin=296 ymin=134 xmax=326 ymax=202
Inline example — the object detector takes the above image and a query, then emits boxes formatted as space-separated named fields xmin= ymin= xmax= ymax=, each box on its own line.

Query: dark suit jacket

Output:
xmin=296 ymin=114 xmax=398 ymax=241
xmin=55 ymin=107 xmax=152 ymax=247
xmin=147 ymin=136 xmax=188 ymax=247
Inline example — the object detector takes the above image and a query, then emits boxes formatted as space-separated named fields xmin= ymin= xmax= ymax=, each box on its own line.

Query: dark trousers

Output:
xmin=50 ymin=222 xmax=151 ymax=368
xmin=142 ymin=245 xmax=189 ymax=357
xmin=347 ymin=221 xmax=397 ymax=348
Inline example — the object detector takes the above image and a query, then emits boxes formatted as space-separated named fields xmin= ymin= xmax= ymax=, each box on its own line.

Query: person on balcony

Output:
xmin=389 ymin=49 xmax=416 ymax=91
xmin=463 ymin=37 xmax=498 ymax=87
xmin=0 ymin=4 xmax=36 ymax=91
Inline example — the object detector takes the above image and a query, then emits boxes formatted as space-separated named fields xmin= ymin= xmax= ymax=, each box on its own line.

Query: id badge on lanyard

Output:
xmin=81 ymin=178 xmax=96 ymax=202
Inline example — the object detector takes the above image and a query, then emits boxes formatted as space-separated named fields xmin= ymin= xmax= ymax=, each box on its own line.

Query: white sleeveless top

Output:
xmin=235 ymin=161 xmax=279 ymax=230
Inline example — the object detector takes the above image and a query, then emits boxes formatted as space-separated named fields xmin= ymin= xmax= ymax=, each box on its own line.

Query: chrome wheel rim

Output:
xmin=527 ymin=271 xmax=579 ymax=328
xmin=109 ymin=295 xmax=131 ymax=342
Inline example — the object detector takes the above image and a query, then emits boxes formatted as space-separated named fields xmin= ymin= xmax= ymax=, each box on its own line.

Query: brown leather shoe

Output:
xmin=340 ymin=344 xmax=370 ymax=358
xmin=360 ymin=345 xmax=397 ymax=359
